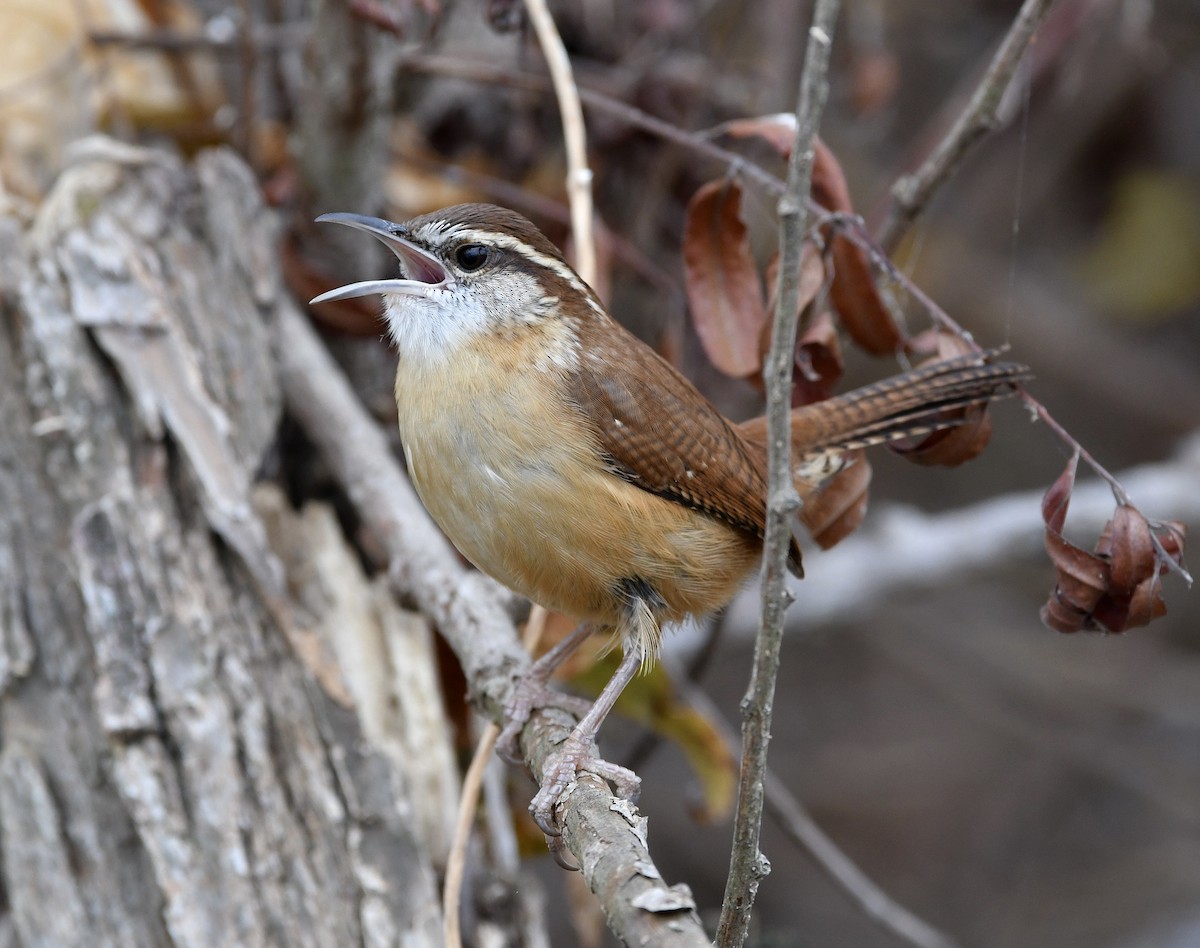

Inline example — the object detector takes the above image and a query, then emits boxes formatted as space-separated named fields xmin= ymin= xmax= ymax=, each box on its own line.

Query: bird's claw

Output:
xmin=496 ymin=682 xmax=592 ymax=765
xmin=528 ymin=735 xmax=641 ymax=838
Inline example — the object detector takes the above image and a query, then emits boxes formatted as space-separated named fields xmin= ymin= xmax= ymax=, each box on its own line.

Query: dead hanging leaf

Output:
xmin=1105 ymin=504 xmax=1156 ymax=593
xmin=755 ymin=246 xmax=838 ymax=403
xmin=709 ymin=124 xmax=902 ymax=354
xmin=798 ymin=450 xmax=871 ymax=550
xmin=891 ymin=409 xmax=992 ymax=467
xmin=791 ymin=310 xmax=844 ymax=408
xmin=700 ymin=126 xmax=903 ymax=359
xmin=1040 ymin=454 xmax=1185 ymax=633
xmin=890 ymin=333 xmax=996 ymax=467
xmin=811 ymin=139 xmax=906 ymax=356
xmin=683 ymin=178 xmax=767 ymax=378
xmin=1041 ymin=453 xmax=1108 ymax=632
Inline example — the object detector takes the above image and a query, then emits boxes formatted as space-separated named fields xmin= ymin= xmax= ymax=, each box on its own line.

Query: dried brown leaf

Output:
xmin=791 ymin=309 xmax=844 ymax=408
xmin=1041 ymin=590 xmax=1093 ymax=634
xmin=754 ymin=246 xmax=834 ymax=400
xmin=891 ymin=407 xmax=994 ymax=467
xmin=811 ymin=140 xmax=905 ymax=356
xmin=1042 ymin=453 xmax=1078 ymax=533
xmin=1040 ymin=454 xmax=1110 ymax=632
xmin=683 ymin=178 xmax=767 ymax=378
xmin=1040 ymin=459 xmax=1183 ymax=634
xmin=1107 ymin=505 xmax=1156 ymax=594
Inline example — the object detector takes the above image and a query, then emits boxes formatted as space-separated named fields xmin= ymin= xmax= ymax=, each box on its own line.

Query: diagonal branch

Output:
xmin=877 ymin=0 xmax=1057 ymax=250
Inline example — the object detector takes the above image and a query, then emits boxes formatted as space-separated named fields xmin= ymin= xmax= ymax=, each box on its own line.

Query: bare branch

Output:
xmin=390 ymin=52 xmax=789 ymax=198
xmin=670 ymin=667 xmax=960 ymax=948
xmin=522 ymin=0 xmax=595 ymax=282
xmin=444 ymin=725 xmax=498 ymax=948
xmin=877 ymin=0 xmax=1058 ymax=250
xmin=716 ymin=3 xmax=841 ymax=945
xmin=763 ymin=779 xmax=959 ymax=948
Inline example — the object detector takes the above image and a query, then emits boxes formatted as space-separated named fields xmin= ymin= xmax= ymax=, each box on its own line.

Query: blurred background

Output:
xmin=3 ymin=0 xmax=1197 ymax=945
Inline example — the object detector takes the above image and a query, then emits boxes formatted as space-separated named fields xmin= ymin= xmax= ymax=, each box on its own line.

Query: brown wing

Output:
xmin=570 ymin=317 xmax=804 ymax=575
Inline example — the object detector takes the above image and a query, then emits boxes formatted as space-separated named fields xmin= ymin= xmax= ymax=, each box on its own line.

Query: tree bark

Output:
xmin=0 ymin=137 xmax=446 ymax=947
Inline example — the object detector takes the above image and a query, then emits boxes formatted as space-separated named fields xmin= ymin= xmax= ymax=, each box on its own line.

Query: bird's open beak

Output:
xmin=309 ymin=213 xmax=451 ymax=304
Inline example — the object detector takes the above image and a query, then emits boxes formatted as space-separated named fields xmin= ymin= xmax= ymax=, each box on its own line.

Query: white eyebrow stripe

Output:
xmin=423 ymin=224 xmax=605 ymax=316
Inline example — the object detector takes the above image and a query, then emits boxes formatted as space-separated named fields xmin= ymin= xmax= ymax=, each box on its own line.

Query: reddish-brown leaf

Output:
xmin=1040 ymin=454 xmax=1110 ymax=631
xmin=1106 ymin=505 xmax=1156 ymax=594
xmin=811 ymin=140 xmax=906 ymax=356
xmin=683 ymin=178 xmax=767 ymax=378
xmin=1042 ymin=453 xmax=1079 ymax=533
xmin=1040 ymin=591 xmax=1090 ymax=634
xmin=891 ymin=407 xmax=994 ymax=467
xmin=703 ymin=128 xmax=902 ymax=356
xmin=791 ymin=310 xmax=844 ymax=408
xmin=810 ymin=138 xmax=855 ymax=214
xmin=754 ymin=246 xmax=833 ymax=399
xmin=799 ymin=451 xmax=871 ymax=550
xmin=1125 ymin=578 xmax=1169 ymax=627
xmin=1157 ymin=521 xmax=1187 ymax=561
xmin=1040 ymin=458 xmax=1182 ymax=634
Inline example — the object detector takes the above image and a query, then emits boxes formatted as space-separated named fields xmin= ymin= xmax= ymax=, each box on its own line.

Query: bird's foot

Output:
xmin=496 ymin=681 xmax=592 ymax=765
xmin=529 ymin=732 xmax=641 ymax=839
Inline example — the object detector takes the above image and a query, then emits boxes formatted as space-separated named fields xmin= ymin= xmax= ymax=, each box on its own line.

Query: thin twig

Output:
xmin=388 ymin=51 xmax=789 ymax=198
xmin=763 ymin=779 xmax=959 ymax=948
xmin=444 ymin=724 xmax=497 ymax=948
xmin=235 ymin=0 xmax=257 ymax=164
xmin=715 ymin=3 xmax=841 ymax=945
xmin=877 ymin=0 xmax=1057 ymax=250
xmin=522 ymin=0 xmax=595 ymax=283
xmin=87 ymin=25 xmax=308 ymax=52
xmin=664 ymin=664 xmax=960 ymax=948
xmin=444 ymin=610 xmax=548 ymax=948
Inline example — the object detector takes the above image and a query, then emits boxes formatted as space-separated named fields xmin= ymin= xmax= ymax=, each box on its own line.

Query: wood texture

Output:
xmin=0 ymin=140 xmax=445 ymax=947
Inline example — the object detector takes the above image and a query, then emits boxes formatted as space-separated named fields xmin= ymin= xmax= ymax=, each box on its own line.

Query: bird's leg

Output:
xmin=496 ymin=621 xmax=596 ymax=764
xmin=528 ymin=638 xmax=644 ymax=840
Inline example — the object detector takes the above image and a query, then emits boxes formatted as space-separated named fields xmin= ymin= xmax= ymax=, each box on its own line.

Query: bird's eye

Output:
xmin=455 ymin=244 xmax=490 ymax=272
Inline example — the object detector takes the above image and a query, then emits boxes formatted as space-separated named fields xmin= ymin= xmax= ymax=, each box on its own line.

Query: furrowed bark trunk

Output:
xmin=0 ymin=138 xmax=451 ymax=947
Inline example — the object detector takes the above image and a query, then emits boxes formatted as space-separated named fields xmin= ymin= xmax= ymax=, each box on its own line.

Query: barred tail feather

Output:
xmin=787 ymin=351 xmax=1030 ymax=455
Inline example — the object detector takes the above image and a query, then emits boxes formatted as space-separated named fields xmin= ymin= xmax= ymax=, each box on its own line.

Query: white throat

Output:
xmin=381 ymin=286 xmax=491 ymax=364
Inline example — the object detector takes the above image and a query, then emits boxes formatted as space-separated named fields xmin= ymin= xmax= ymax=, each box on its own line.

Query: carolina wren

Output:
xmin=311 ymin=203 xmax=1027 ymax=842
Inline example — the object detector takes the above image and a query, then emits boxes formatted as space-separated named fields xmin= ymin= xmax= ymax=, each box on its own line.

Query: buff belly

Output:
xmin=395 ymin=356 xmax=760 ymax=639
